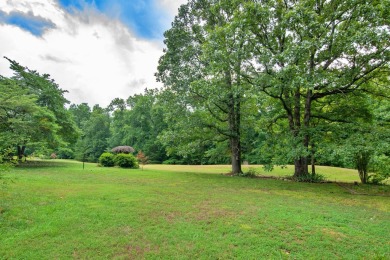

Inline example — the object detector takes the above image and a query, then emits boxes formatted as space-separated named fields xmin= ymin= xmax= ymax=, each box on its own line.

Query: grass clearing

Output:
xmin=1 ymin=160 xmax=389 ymax=259
xmin=146 ymin=164 xmax=362 ymax=183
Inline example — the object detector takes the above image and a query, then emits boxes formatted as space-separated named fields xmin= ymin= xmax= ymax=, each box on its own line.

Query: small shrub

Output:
xmin=368 ymin=155 xmax=390 ymax=185
xmin=39 ymin=154 xmax=50 ymax=160
xmin=0 ymin=148 xmax=16 ymax=186
xmin=111 ymin=146 xmax=135 ymax=154
xmin=162 ymin=159 xmax=183 ymax=165
xmin=293 ymin=173 xmax=327 ymax=183
xmin=99 ymin=152 xmax=115 ymax=167
xmin=369 ymin=173 xmax=389 ymax=185
xmin=115 ymin=153 xmax=139 ymax=168
xmin=239 ymin=167 xmax=258 ymax=178
xmin=136 ymin=151 xmax=148 ymax=170
xmin=56 ymin=148 xmax=74 ymax=159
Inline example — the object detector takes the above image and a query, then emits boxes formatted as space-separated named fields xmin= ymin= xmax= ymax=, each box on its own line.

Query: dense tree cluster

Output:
xmin=157 ymin=0 xmax=390 ymax=180
xmin=0 ymin=0 xmax=389 ymax=183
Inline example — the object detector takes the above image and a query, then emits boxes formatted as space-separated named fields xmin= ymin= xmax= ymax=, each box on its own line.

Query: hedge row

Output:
xmin=99 ymin=152 xmax=139 ymax=169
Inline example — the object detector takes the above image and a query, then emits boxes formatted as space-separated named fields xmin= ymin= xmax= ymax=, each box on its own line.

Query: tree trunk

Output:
xmin=230 ymin=136 xmax=242 ymax=175
xmin=356 ymin=151 xmax=370 ymax=184
xmin=311 ymin=142 xmax=316 ymax=176
xmin=311 ymin=154 xmax=316 ymax=176
xmin=226 ymin=69 xmax=242 ymax=175
xmin=294 ymin=157 xmax=308 ymax=178
xmin=17 ymin=145 xmax=26 ymax=162
xmin=228 ymin=102 xmax=242 ymax=175
xmin=293 ymin=90 xmax=312 ymax=178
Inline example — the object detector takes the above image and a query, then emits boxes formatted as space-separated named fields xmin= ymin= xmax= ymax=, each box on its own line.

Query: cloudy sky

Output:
xmin=0 ymin=0 xmax=186 ymax=107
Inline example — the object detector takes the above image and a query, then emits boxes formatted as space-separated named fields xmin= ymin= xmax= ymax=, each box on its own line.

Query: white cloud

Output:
xmin=155 ymin=0 xmax=187 ymax=30
xmin=0 ymin=0 xmax=184 ymax=107
xmin=157 ymin=0 xmax=187 ymax=16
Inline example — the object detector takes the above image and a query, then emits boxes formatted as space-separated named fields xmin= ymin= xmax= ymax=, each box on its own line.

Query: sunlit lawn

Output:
xmin=146 ymin=164 xmax=361 ymax=182
xmin=1 ymin=160 xmax=389 ymax=259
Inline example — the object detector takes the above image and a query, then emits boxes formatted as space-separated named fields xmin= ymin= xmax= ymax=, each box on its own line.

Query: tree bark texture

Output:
xmin=289 ymin=89 xmax=312 ymax=178
xmin=228 ymin=95 xmax=242 ymax=175
xmin=17 ymin=145 xmax=26 ymax=162
xmin=227 ymin=71 xmax=242 ymax=175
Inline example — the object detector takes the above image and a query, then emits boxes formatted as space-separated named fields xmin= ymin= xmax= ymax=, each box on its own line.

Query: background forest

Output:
xmin=1 ymin=0 xmax=389 ymax=184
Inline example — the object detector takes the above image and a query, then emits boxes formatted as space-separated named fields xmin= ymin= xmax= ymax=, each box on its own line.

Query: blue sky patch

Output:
xmin=0 ymin=11 xmax=55 ymax=36
xmin=58 ymin=0 xmax=170 ymax=39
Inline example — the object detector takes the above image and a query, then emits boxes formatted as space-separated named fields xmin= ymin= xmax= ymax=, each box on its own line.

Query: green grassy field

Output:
xmin=146 ymin=164 xmax=363 ymax=182
xmin=1 ymin=160 xmax=389 ymax=259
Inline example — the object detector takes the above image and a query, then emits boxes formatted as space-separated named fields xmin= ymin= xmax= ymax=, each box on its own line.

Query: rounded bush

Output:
xmin=115 ymin=153 xmax=139 ymax=168
xmin=99 ymin=152 xmax=115 ymax=167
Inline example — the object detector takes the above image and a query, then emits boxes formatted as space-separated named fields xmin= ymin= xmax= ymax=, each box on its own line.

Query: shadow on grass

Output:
xmin=15 ymin=160 xmax=71 ymax=168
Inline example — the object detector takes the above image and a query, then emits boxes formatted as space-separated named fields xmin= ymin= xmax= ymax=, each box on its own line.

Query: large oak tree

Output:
xmin=237 ymin=0 xmax=389 ymax=177
xmin=157 ymin=0 xmax=255 ymax=174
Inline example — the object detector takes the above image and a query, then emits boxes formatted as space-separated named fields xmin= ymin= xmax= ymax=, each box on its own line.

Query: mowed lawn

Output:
xmin=146 ymin=164 xmax=363 ymax=182
xmin=1 ymin=160 xmax=389 ymax=259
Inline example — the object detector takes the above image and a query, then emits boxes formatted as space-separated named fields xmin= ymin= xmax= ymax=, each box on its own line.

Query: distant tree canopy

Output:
xmin=107 ymin=89 xmax=168 ymax=164
xmin=71 ymin=104 xmax=110 ymax=163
